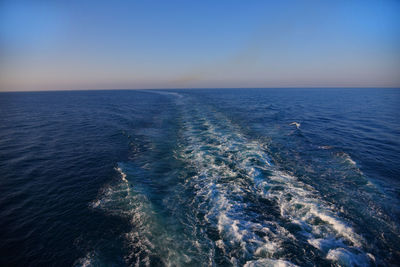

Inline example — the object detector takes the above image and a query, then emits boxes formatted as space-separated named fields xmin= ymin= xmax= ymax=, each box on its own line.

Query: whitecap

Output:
xmin=326 ymin=248 xmax=372 ymax=267
xmin=244 ymin=258 xmax=298 ymax=267
xmin=289 ymin=122 xmax=301 ymax=129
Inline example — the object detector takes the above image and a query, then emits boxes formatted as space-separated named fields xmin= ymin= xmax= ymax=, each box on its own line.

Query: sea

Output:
xmin=0 ymin=88 xmax=399 ymax=267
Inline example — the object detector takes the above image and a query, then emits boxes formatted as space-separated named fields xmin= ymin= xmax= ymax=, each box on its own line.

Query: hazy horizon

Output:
xmin=1 ymin=0 xmax=400 ymax=91
xmin=2 ymin=86 xmax=400 ymax=93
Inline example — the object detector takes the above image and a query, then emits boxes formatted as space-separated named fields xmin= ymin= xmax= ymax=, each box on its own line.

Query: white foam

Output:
xmin=289 ymin=122 xmax=301 ymax=129
xmin=178 ymin=104 xmax=373 ymax=265
xmin=309 ymin=208 xmax=362 ymax=247
xmin=337 ymin=152 xmax=357 ymax=166
xmin=244 ymin=258 xmax=298 ymax=267
xmin=254 ymin=168 xmax=366 ymax=250
xmin=116 ymin=166 xmax=128 ymax=183
xmin=345 ymin=156 xmax=357 ymax=166
xmin=178 ymin=109 xmax=300 ymax=263
xmin=326 ymin=248 xmax=371 ymax=267
xmin=74 ymin=252 xmax=95 ymax=267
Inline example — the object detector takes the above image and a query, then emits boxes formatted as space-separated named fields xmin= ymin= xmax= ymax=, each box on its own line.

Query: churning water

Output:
xmin=0 ymin=88 xmax=399 ymax=266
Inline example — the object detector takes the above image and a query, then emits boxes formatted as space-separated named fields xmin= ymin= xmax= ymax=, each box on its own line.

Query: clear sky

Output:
xmin=1 ymin=0 xmax=399 ymax=91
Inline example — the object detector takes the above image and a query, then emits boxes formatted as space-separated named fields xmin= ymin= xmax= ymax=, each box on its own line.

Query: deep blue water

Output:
xmin=0 ymin=88 xmax=399 ymax=267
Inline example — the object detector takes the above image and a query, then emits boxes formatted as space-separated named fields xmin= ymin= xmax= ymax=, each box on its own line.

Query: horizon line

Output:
xmin=1 ymin=86 xmax=400 ymax=93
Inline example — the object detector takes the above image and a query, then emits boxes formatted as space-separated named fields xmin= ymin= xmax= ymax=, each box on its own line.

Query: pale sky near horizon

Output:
xmin=0 ymin=0 xmax=399 ymax=91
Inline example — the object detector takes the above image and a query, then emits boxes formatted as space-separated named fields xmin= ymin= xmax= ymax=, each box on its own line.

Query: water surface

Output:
xmin=0 ymin=88 xmax=399 ymax=266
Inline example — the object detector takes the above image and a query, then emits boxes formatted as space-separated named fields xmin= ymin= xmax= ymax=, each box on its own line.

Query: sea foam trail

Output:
xmin=175 ymin=99 xmax=374 ymax=266
xmin=88 ymin=165 xmax=158 ymax=265
xmin=88 ymin=163 xmax=216 ymax=266
xmin=84 ymin=92 xmax=375 ymax=266
xmin=89 ymin=164 xmax=207 ymax=266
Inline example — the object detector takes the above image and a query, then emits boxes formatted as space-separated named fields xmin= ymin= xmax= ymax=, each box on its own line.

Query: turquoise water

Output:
xmin=0 ymin=88 xmax=399 ymax=266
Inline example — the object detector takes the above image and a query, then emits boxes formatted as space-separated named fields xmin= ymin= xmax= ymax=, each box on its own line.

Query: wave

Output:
xmin=244 ymin=258 xmax=297 ymax=267
xmin=337 ymin=152 xmax=357 ymax=167
xmin=175 ymin=100 xmax=374 ymax=266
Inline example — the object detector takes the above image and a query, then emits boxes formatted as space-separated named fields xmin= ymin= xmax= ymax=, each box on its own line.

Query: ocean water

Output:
xmin=0 ymin=88 xmax=399 ymax=267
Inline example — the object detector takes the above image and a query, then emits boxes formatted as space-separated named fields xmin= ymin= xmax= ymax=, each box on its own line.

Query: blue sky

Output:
xmin=0 ymin=0 xmax=399 ymax=91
